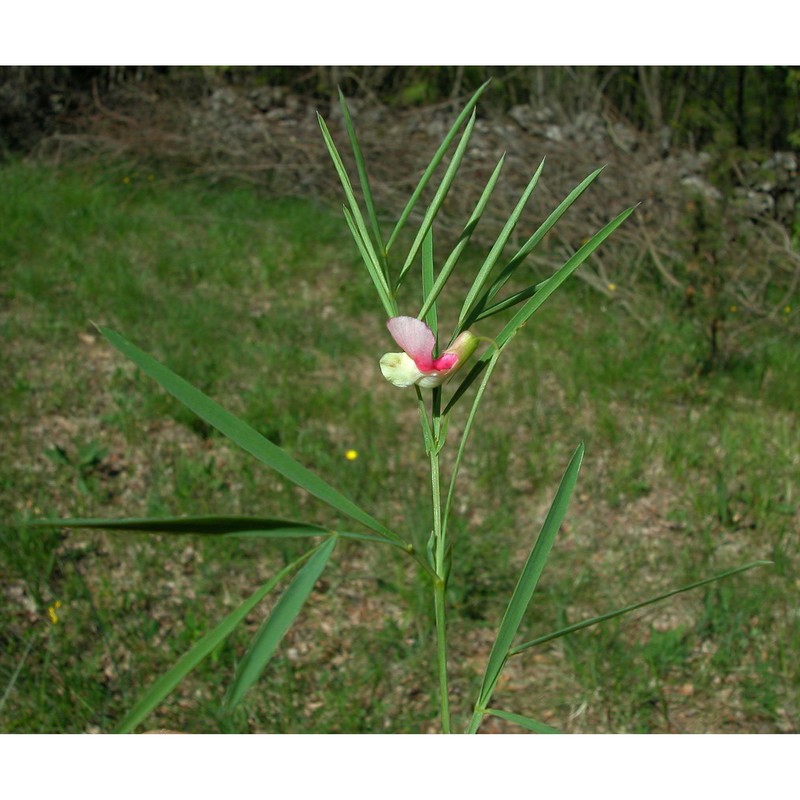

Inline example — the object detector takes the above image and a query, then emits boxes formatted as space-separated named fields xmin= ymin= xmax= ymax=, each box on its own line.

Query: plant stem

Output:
xmin=466 ymin=708 xmax=484 ymax=734
xmin=433 ymin=575 xmax=451 ymax=733
xmin=428 ymin=388 xmax=451 ymax=733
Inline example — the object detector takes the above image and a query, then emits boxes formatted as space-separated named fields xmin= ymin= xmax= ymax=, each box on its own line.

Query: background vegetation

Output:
xmin=3 ymin=65 xmax=800 ymax=153
xmin=1 ymin=66 xmax=798 ymax=733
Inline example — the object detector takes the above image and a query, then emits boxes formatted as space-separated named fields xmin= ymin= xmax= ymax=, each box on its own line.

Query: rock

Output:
xmin=680 ymin=175 xmax=723 ymax=202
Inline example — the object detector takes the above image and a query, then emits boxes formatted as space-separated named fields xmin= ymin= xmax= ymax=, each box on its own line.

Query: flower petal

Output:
xmin=386 ymin=316 xmax=435 ymax=371
xmin=379 ymin=351 xmax=425 ymax=388
xmin=417 ymin=371 xmax=450 ymax=389
xmin=432 ymin=352 xmax=458 ymax=371
xmin=431 ymin=331 xmax=478 ymax=375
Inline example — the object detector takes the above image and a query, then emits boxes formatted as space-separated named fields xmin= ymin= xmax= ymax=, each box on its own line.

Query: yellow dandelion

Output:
xmin=344 ymin=449 xmax=359 ymax=461
xmin=607 ymin=283 xmax=617 ymax=292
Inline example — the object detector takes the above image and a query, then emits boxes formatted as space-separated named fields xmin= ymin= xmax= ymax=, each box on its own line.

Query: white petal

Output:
xmin=417 ymin=372 xmax=448 ymax=388
xmin=379 ymin=352 xmax=424 ymax=388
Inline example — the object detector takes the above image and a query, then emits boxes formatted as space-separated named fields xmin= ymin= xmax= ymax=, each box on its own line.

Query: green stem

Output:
xmin=428 ymin=387 xmax=451 ymax=733
xmin=466 ymin=708 xmax=484 ymax=734
xmin=434 ymin=575 xmax=451 ymax=733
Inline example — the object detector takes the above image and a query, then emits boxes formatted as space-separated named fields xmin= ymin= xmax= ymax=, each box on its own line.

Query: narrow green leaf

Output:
xmin=342 ymin=206 xmax=395 ymax=317
xmin=115 ymin=551 xmax=312 ymax=732
xmin=445 ymin=205 xmax=636 ymax=413
xmin=491 ymin=205 xmax=637 ymax=347
xmin=386 ymin=79 xmax=490 ymax=254
xmin=98 ymin=327 xmax=403 ymax=546
xmin=418 ymin=154 xmax=506 ymax=324
xmin=484 ymin=708 xmax=564 ymax=734
xmin=476 ymin=442 xmax=584 ymax=709
xmin=31 ymin=514 xmax=410 ymax=551
xmin=225 ymin=536 xmax=337 ymax=709
xmin=30 ymin=515 xmax=328 ymax=536
xmin=234 ymin=529 xmax=411 ymax=552
xmin=510 ymin=560 xmax=772 ymax=656
xmin=471 ymin=282 xmax=539 ymax=323
xmin=464 ymin=166 xmax=605 ymax=326
xmin=457 ymin=158 xmax=546 ymax=327
xmin=421 ymin=227 xmax=437 ymax=335
xmin=338 ymin=89 xmax=385 ymax=263
xmin=395 ymin=110 xmax=477 ymax=289
xmin=318 ymin=114 xmax=396 ymax=316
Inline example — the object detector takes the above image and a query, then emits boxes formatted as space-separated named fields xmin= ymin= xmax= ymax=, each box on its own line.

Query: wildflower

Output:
xmin=380 ymin=316 xmax=478 ymax=389
xmin=47 ymin=600 xmax=62 ymax=625
xmin=784 ymin=305 xmax=792 ymax=314
xmin=607 ymin=283 xmax=617 ymax=292
xmin=344 ymin=449 xmax=358 ymax=461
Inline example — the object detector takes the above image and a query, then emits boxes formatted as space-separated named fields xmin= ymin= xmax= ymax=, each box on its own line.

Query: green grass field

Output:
xmin=1 ymin=159 xmax=798 ymax=733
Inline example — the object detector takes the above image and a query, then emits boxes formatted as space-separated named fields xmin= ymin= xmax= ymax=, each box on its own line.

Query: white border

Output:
xmin=2 ymin=2 xmax=798 ymax=64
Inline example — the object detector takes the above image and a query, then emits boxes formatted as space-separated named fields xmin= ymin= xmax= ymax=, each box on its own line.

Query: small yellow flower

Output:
xmin=607 ymin=283 xmax=617 ymax=292
xmin=344 ymin=449 xmax=359 ymax=461
xmin=730 ymin=305 xmax=738 ymax=313
xmin=784 ymin=305 xmax=792 ymax=314
xmin=122 ymin=176 xmax=130 ymax=184
xmin=47 ymin=600 xmax=62 ymax=625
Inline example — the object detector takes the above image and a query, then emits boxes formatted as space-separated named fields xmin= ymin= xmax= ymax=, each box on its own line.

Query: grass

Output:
xmin=1 ymin=158 xmax=797 ymax=733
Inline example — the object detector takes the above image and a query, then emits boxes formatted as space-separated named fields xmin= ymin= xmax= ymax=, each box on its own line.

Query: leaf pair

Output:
xmin=114 ymin=538 xmax=336 ymax=733
xmin=32 ymin=324 xmax=411 ymax=730
xmin=467 ymin=444 xmax=770 ymax=734
xmin=97 ymin=327 xmax=403 ymax=548
xmin=444 ymin=203 xmax=635 ymax=414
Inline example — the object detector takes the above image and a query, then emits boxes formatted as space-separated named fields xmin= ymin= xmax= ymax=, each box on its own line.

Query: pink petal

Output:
xmin=432 ymin=352 xmax=458 ymax=371
xmin=386 ymin=316 xmax=435 ymax=371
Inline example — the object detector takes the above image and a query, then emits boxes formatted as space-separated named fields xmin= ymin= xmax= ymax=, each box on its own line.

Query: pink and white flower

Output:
xmin=379 ymin=316 xmax=479 ymax=389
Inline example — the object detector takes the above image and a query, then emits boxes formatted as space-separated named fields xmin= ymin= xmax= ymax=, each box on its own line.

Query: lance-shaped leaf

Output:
xmin=29 ymin=515 xmax=410 ymax=551
xmin=462 ymin=166 xmax=605 ymax=328
xmin=98 ymin=327 xmax=404 ymax=547
xmin=457 ymin=157 xmax=545 ymax=328
xmin=474 ymin=443 xmax=584 ymax=715
xmin=445 ymin=205 xmax=636 ymax=414
xmin=395 ymin=110 xmax=477 ymax=289
xmin=386 ymin=79 xmax=490 ymax=254
xmin=483 ymin=708 xmax=564 ymax=734
xmin=421 ymin=227 xmax=437 ymax=335
xmin=417 ymin=153 xmax=506 ymax=325
xmin=338 ymin=89 xmax=385 ymax=268
xmin=224 ymin=536 xmax=337 ymax=709
xmin=30 ymin=515 xmax=328 ymax=536
xmin=509 ymin=560 xmax=772 ymax=656
xmin=115 ymin=549 xmax=314 ymax=733
xmin=470 ymin=282 xmax=540 ymax=323
xmin=318 ymin=113 xmax=396 ymax=317
xmin=342 ymin=205 xmax=395 ymax=316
